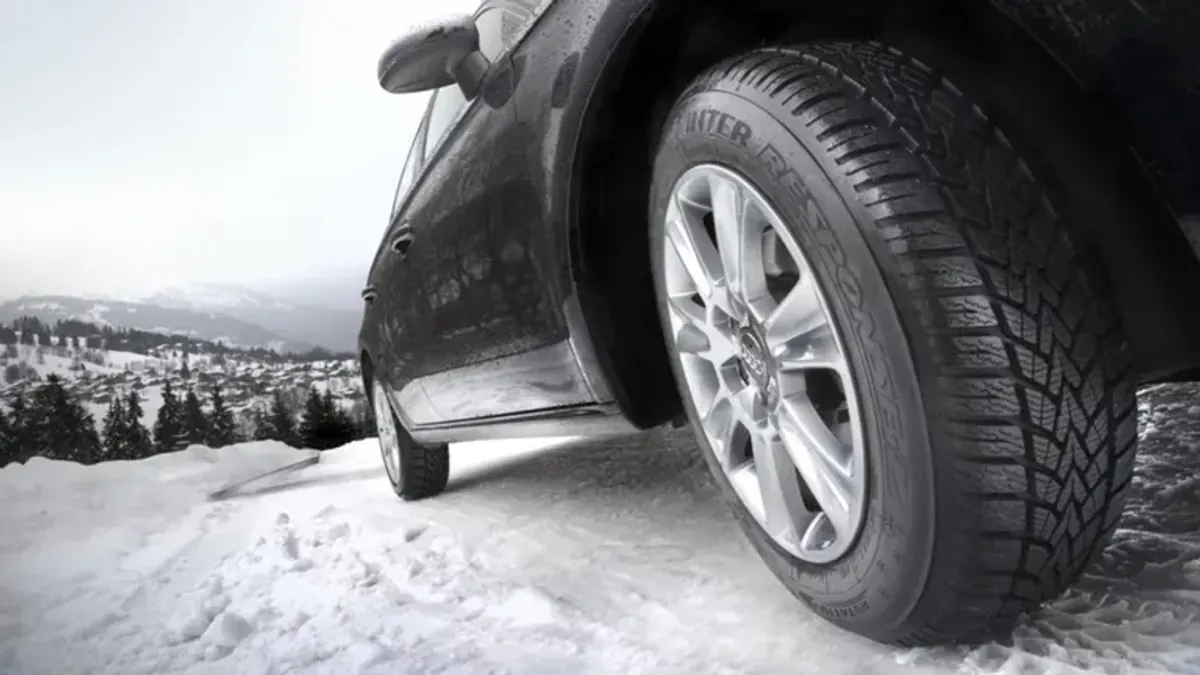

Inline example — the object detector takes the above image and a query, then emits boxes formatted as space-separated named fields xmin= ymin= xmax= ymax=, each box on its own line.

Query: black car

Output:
xmin=359 ymin=0 xmax=1200 ymax=647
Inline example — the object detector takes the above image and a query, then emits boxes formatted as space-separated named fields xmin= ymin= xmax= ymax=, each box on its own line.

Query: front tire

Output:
xmin=371 ymin=378 xmax=450 ymax=501
xmin=650 ymin=41 xmax=1136 ymax=645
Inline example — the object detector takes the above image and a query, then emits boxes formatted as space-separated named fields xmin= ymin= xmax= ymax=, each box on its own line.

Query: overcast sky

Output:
xmin=0 ymin=0 xmax=476 ymax=300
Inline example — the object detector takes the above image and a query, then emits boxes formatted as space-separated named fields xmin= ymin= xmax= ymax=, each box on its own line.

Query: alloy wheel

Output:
xmin=373 ymin=379 xmax=403 ymax=485
xmin=661 ymin=164 xmax=867 ymax=563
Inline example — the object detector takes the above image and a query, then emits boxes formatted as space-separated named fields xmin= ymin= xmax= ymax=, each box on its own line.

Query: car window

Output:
xmin=390 ymin=105 xmax=430 ymax=217
xmin=476 ymin=5 xmax=528 ymax=61
xmin=475 ymin=7 xmax=507 ymax=62
xmin=422 ymin=86 xmax=468 ymax=163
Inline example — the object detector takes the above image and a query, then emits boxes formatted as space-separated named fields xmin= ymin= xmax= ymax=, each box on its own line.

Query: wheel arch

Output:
xmin=360 ymin=350 xmax=375 ymax=407
xmin=571 ymin=0 xmax=1200 ymax=434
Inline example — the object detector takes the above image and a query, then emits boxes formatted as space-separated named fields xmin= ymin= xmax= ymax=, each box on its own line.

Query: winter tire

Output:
xmin=371 ymin=377 xmax=450 ymax=501
xmin=650 ymin=41 xmax=1137 ymax=646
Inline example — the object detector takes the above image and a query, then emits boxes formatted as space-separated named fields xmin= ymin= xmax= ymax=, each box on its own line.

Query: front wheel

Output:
xmin=371 ymin=377 xmax=450 ymax=501
xmin=649 ymin=41 xmax=1137 ymax=645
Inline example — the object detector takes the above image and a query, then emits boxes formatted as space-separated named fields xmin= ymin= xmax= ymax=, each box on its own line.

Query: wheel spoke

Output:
xmin=776 ymin=323 xmax=843 ymax=373
xmin=764 ymin=273 xmax=825 ymax=348
xmin=730 ymin=383 xmax=760 ymax=429
xmin=709 ymin=174 xmax=746 ymax=297
xmin=775 ymin=397 xmax=856 ymax=542
xmin=667 ymin=299 xmax=738 ymax=367
xmin=701 ymin=390 xmax=738 ymax=468
xmin=665 ymin=199 xmax=722 ymax=300
xmin=749 ymin=432 xmax=808 ymax=543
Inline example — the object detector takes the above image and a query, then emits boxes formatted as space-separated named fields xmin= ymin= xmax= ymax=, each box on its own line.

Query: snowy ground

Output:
xmin=2 ymin=386 xmax=1199 ymax=675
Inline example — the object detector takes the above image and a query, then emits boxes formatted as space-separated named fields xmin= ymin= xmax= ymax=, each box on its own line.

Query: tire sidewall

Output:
xmin=650 ymin=88 xmax=937 ymax=636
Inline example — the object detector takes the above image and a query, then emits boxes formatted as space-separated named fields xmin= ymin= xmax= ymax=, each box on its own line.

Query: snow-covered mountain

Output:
xmin=137 ymin=283 xmax=362 ymax=353
xmin=0 ymin=282 xmax=362 ymax=352
xmin=139 ymin=283 xmax=301 ymax=312
xmin=0 ymin=295 xmax=309 ymax=353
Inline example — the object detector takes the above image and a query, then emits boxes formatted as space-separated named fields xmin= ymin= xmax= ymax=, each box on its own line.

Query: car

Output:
xmin=358 ymin=0 xmax=1200 ymax=647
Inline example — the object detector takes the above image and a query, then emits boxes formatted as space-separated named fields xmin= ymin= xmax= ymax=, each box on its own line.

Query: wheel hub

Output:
xmin=735 ymin=325 xmax=780 ymax=408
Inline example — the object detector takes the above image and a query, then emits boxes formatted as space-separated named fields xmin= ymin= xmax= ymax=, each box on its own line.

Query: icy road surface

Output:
xmin=2 ymin=386 xmax=1199 ymax=675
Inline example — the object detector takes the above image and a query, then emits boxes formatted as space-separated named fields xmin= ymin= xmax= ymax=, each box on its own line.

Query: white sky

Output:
xmin=0 ymin=0 xmax=477 ymax=299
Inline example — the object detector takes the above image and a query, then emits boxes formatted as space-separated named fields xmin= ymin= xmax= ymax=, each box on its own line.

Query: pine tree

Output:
xmin=250 ymin=405 xmax=273 ymax=441
xmin=101 ymin=395 xmax=127 ymax=461
xmin=351 ymin=400 xmax=377 ymax=440
xmin=206 ymin=385 xmax=238 ymax=448
xmin=265 ymin=391 xmax=297 ymax=446
xmin=181 ymin=388 xmax=208 ymax=446
xmin=27 ymin=375 xmax=101 ymax=463
xmin=298 ymin=387 xmax=327 ymax=449
xmin=123 ymin=390 xmax=153 ymax=459
xmin=153 ymin=381 xmax=186 ymax=453
xmin=0 ymin=405 xmax=11 ymax=467
xmin=6 ymin=392 xmax=32 ymax=463
xmin=180 ymin=357 xmax=191 ymax=380
xmin=321 ymin=389 xmax=356 ymax=449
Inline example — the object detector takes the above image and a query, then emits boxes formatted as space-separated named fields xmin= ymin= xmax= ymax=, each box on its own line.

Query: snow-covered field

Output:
xmin=2 ymin=386 xmax=1199 ymax=674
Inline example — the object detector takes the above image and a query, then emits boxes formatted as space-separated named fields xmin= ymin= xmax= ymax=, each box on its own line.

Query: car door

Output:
xmin=375 ymin=3 xmax=545 ymax=426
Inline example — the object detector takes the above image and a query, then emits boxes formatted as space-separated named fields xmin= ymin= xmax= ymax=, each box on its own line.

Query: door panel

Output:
xmin=379 ymin=3 xmax=596 ymax=426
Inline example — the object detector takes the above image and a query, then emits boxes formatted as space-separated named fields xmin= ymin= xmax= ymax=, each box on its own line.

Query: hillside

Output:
xmin=0 ymin=295 xmax=313 ymax=353
xmin=140 ymin=282 xmax=361 ymax=353
xmin=0 ymin=318 xmax=367 ymax=460
xmin=1 ymin=342 xmax=364 ymax=436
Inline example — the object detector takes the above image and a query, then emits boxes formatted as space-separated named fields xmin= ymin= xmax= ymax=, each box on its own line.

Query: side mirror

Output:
xmin=377 ymin=15 xmax=491 ymax=100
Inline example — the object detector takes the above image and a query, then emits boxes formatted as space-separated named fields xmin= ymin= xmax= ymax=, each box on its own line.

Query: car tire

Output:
xmin=649 ymin=41 xmax=1137 ymax=646
xmin=371 ymin=377 xmax=450 ymax=501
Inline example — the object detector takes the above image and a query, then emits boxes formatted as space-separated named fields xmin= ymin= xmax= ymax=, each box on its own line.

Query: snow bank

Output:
xmin=2 ymin=390 xmax=1200 ymax=675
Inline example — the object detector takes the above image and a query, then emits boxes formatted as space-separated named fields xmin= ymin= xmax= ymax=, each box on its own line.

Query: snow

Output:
xmin=2 ymin=386 xmax=1200 ymax=674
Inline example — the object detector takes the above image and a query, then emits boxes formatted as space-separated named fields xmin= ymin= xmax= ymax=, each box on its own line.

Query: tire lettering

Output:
xmin=685 ymin=108 xmax=752 ymax=148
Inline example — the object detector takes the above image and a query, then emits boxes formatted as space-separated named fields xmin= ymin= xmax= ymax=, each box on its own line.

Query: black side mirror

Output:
xmin=377 ymin=15 xmax=491 ymax=100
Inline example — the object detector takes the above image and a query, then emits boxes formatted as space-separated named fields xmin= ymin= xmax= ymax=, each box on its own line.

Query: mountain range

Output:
xmin=0 ymin=281 xmax=364 ymax=353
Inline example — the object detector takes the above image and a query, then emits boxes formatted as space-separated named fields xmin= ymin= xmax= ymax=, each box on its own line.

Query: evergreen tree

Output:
xmin=27 ymin=375 xmax=101 ymax=463
xmin=296 ymin=388 xmax=358 ymax=450
xmin=351 ymin=400 xmax=377 ymax=440
xmin=206 ymin=385 xmax=238 ymax=448
xmin=180 ymin=357 xmax=191 ymax=380
xmin=265 ymin=391 xmax=297 ymax=446
xmin=321 ymin=389 xmax=356 ymax=449
xmin=6 ymin=392 xmax=31 ymax=463
xmin=123 ymin=391 xmax=154 ymax=459
xmin=298 ymin=387 xmax=328 ymax=449
xmin=181 ymin=388 xmax=208 ymax=446
xmin=101 ymin=395 xmax=127 ymax=461
xmin=153 ymin=381 xmax=186 ymax=453
xmin=0 ymin=405 xmax=11 ymax=467
xmin=250 ymin=405 xmax=273 ymax=441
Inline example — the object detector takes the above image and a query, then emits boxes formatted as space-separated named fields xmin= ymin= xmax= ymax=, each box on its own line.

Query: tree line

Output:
xmin=0 ymin=375 xmax=377 ymax=467
xmin=0 ymin=316 xmax=352 ymax=363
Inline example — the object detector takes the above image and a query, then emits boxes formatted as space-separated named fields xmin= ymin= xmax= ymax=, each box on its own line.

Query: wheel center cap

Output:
xmin=737 ymin=329 xmax=771 ymax=389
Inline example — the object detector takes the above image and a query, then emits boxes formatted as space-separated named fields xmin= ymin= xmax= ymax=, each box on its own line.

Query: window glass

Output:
xmin=475 ymin=8 xmax=507 ymax=62
xmin=476 ymin=6 xmax=528 ymax=60
xmin=500 ymin=11 xmax=526 ymax=44
xmin=422 ymin=86 xmax=468 ymax=162
xmin=391 ymin=106 xmax=429 ymax=216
